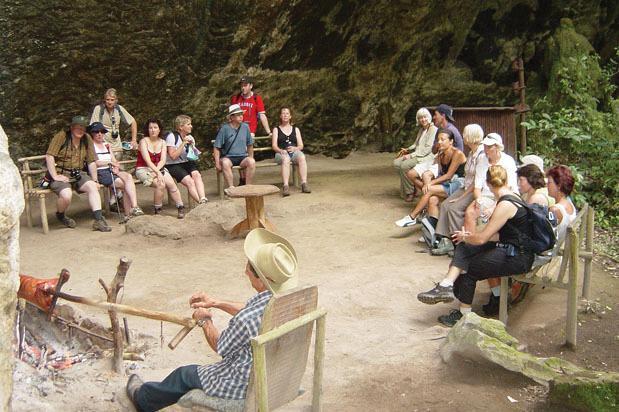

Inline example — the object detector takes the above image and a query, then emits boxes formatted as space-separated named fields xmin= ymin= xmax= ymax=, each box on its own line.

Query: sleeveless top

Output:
xmin=554 ymin=198 xmax=577 ymax=243
xmin=497 ymin=194 xmax=534 ymax=250
xmin=276 ymin=126 xmax=298 ymax=150
xmin=94 ymin=142 xmax=112 ymax=170
xmin=136 ymin=140 xmax=163 ymax=168
xmin=438 ymin=149 xmax=465 ymax=177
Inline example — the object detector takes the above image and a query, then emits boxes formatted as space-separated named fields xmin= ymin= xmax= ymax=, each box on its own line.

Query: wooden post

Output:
xmin=312 ymin=315 xmax=326 ymax=412
xmin=566 ymin=228 xmax=579 ymax=349
xmin=582 ymin=206 xmax=594 ymax=299
xmin=252 ymin=342 xmax=269 ymax=412
xmin=99 ymin=257 xmax=132 ymax=372
xmin=39 ymin=193 xmax=48 ymax=234
xmin=217 ymin=171 xmax=224 ymax=200
xmin=499 ymin=277 xmax=509 ymax=325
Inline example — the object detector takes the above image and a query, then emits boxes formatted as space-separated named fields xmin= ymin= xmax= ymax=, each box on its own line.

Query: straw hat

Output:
xmin=244 ymin=228 xmax=298 ymax=294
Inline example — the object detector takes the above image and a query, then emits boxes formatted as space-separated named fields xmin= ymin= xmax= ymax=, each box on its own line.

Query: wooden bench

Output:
xmin=17 ymin=151 xmax=192 ymax=233
xmin=178 ymin=285 xmax=326 ymax=411
xmin=499 ymin=203 xmax=594 ymax=349
xmin=212 ymin=135 xmax=299 ymax=200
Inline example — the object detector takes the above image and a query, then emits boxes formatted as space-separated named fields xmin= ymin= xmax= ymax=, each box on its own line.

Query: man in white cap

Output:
xmin=126 ymin=228 xmax=298 ymax=411
xmin=213 ymin=104 xmax=257 ymax=191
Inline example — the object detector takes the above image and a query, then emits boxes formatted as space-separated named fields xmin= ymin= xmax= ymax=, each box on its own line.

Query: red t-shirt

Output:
xmin=230 ymin=93 xmax=265 ymax=134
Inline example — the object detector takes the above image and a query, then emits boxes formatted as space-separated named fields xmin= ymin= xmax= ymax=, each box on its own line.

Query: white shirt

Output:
xmin=474 ymin=151 xmax=518 ymax=198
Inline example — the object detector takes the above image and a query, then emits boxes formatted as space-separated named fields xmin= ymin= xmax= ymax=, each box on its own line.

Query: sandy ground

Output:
xmin=13 ymin=152 xmax=618 ymax=411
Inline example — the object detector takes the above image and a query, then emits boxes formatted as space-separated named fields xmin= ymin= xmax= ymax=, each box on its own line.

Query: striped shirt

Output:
xmin=197 ymin=290 xmax=272 ymax=399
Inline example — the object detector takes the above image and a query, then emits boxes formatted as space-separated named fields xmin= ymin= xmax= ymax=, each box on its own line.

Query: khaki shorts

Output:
xmin=49 ymin=172 xmax=92 ymax=195
xmin=136 ymin=167 xmax=156 ymax=186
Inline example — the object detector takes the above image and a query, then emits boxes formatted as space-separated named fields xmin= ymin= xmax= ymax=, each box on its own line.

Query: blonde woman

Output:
xmin=393 ymin=108 xmax=437 ymax=201
xmin=271 ymin=107 xmax=310 ymax=196
xmin=417 ymin=165 xmax=535 ymax=327
xmin=136 ymin=118 xmax=185 ymax=217
xmin=165 ymin=115 xmax=208 ymax=210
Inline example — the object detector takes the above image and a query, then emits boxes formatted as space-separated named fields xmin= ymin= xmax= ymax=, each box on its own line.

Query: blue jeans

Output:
xmin=135 ymin=364 xmax=202 ymax=411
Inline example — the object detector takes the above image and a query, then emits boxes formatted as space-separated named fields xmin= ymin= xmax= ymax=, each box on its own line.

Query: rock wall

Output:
xmin=0 ymin=0 xmax=617 ymax=158
xmin=0 ymin=124 xmax=24 ymax=411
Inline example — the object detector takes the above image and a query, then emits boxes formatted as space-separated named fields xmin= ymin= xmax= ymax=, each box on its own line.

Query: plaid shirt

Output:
xmin=197 ymin=290 xmax=272 ymax=400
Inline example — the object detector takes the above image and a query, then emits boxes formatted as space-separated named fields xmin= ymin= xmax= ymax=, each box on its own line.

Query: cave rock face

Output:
xmin=1 ymin=1 xmax=616 ymax=157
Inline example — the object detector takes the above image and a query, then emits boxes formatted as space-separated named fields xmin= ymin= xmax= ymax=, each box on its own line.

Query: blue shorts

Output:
xmin=442 ymin=178 xmax=464 ymax=197
xmin=225 ymin=155 xmax=247 ymax=167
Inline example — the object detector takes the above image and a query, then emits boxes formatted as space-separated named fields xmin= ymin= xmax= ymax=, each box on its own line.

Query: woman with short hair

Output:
xmin=417 ymin=165 xmax=536 ymax=327
xmin=136 ymin=118 xmax=185 ymax=217
xmin=165 ymin=115 xmax=208 ymax=211
xmin=394 ymin=108 xmax=437 ymax=202
xmin=546 ymin=165 xmax=577 ymax=243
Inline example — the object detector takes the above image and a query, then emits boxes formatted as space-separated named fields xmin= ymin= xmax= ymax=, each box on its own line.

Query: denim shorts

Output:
xmin=274 ymin=151 xmax=304 ymax=165
xmin=442 ymin=177 xmax=464 ymax=196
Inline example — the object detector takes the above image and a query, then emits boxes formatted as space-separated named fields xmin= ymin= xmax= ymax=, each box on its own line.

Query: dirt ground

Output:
xmin=13 ymin=152 xmax=619 ymax=411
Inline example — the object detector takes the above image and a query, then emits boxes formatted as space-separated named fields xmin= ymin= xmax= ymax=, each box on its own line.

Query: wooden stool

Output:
xmin=225 ymin=184 xmax=279 ymax=238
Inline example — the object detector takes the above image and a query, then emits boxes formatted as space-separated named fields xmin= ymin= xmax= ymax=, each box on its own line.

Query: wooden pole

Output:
xmin=566 ymin=228 xmax=579 ymax=349
xmin=251 ymin=342 xmax=269 ymax=412
xmin=49 ymin=290 xmax=195 ymax=327
xmin=100 ymin=257 xmax=131 ymax=372
xmin=312 ymin=315 xmax=326 ymax=412
xmin=499 ymin=277 xmax=509 ymax=325
xmin=582 ymin=206 xmax=594 ymax=299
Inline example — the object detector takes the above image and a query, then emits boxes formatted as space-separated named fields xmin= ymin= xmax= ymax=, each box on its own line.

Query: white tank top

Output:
xmin=554 ymin=198 xmax=577 ymax=243
xmin=94 ymin=143 xmax=112 ymax=170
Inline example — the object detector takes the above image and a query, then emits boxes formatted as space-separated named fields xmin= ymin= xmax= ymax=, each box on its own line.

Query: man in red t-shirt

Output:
xmin=230 ymin=76 xmax=271 ymax=184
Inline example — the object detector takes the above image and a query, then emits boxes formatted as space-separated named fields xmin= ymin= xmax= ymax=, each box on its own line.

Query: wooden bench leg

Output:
xmin=582 ymin=206 xmax=594 ymax=299
xmin=39 ymin=193 xmax=49 ymax=234
xmin=102 ymin=186 xmax=110 ymax=215
xmin=312 ymin=314 xmax=326 ymax=412
xmin=217 ymin=171 xmax=224 ymax=200
xmin=292 ymin=163 xmax=299 ymax=188
xmin=566 ymin=228 xmax=579 ymax=349
xmin=499 ymin=277 xmax=509 ymax=325
xmin=25 ymin=194 xmax=32 ymax=228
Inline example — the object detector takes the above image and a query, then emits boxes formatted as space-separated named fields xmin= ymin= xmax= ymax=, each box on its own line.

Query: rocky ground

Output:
xmin=12 ymin=152 xmax=618 ymax=411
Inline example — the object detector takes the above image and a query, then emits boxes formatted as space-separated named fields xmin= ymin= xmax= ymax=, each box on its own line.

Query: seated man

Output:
xmin=45 ymin=115 xmax=111 ymax=232
xmin=213 ymin=104 xmax=256 ymax=192
xmin=126 ymin=228 xmax=299 ymax=411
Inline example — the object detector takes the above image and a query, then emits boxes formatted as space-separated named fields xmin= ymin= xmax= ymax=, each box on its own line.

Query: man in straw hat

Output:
xmin=213 ymin=104 xmax=257 ymax=192
xmin=126 ymin=228 xmax=298 ymax=411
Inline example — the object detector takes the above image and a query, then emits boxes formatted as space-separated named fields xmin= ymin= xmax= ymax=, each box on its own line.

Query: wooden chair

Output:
xmin=212 ymin=136 xmax=299 ymax=200
xmin=18 ymin=155 xmax=54 ymax=233
xmin=178 ymin=285 xmax=326 ymax=411
xmin=499 ymin=203 xmax=594 ymax=349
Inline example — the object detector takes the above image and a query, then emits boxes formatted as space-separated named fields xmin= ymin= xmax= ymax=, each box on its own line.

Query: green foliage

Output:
xmin=522 ymin=49 xmax=619 ymax=228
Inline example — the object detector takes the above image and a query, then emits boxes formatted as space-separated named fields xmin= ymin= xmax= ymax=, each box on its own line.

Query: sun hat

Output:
xmin=71 ymin=116 xmax=89 ymax=128
xmin=435 ymin=104 xmax=455 ymax=122
xmin=481 ymin=133 xmax=504 ymax=150
xmin=227 ymin=104 xmax=245 ymax=117
xmin=520 ymin=154 xmax=545 ymax=173
xmin=244 ymin=228 xmax=298 ymax=294
xmin=86 ymin=122 xmax=108 ymax=134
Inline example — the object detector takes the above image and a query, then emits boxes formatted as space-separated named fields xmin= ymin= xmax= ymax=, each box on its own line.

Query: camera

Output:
xmin=69 ymin=169 xmax=82 ymax=181
xmin=111 ymin=131 xmax=119 ymax=139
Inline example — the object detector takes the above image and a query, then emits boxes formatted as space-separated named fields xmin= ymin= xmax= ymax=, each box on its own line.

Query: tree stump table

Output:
xmin=226 ymin=184 xmax=279 ymax=238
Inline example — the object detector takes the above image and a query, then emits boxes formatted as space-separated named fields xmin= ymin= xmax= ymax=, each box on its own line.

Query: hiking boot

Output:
xmin=56 ymin=213 xmax=76 ymax=229
xmin=282 ymin=185 xmax=290 ymax=197
xmin=417 ymin=283 xmax=455 ymax=304
xmin=238 ymin=177 xmax=246 ymax=186
xmin=131 ymin=207 xmax=145 ymax=217
xmin=482 ymin=294 xmax=501 ymax=316
xmin=126 ymin=374 xmax=144 ymax=410
xmin=431 ymin=238 xmax=455 ymax=256
xmin=301 ymin=182 xmax=311 ymax=193
xmin=438 ymin=309 xmax=463 ymax=327
xmin=177 ymin=205 xmax=185 ymax=219
xmin=92 ymin=218 xmax=112 ymax=232
xmin=395 ymin=215 xmax=417 ymax=227
xmin=199 ymin=197 xmax=209 ymax=204
xmin=154 ymin=206 xmax=163 ymax=215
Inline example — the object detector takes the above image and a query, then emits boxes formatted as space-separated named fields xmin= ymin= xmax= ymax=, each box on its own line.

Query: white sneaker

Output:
xmin=395 ymin=215 xmax=417 ymax=227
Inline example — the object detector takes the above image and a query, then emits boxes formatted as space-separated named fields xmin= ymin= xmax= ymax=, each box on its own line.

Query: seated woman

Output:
xmin=271 ymin=107 xmax=311 ymax=196
xmin=395 ymin=128 xmax=466 ymax=227
xmin=165 ymin=115 xmax=208 ymax=208
xmin=546 ymin=165 xmax=577 ymax=243
xmin=417 ymin=165 xmax=536 ymax=327
xmin=136 ymin=118 xmax=185 ymax=217
xmin=482 ymin=162 xmax=551 ymax=316
xmin=393 ymin=108 xmax=437 ymax=202
xmin=89 ymin=122 xmax=143 ymax=222
xmin=428 ymin=124 xmax=485 ymax=255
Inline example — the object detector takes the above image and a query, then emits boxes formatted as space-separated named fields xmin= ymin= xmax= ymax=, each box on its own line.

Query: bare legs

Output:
xmin=180 ymin=171 xmax=206 ymax=203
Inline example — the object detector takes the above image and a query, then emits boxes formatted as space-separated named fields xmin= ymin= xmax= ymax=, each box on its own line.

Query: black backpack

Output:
xmin=503 ymin=195 xmax=557 ymax=254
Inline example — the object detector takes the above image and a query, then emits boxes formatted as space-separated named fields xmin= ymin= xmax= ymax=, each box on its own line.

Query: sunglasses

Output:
xmin=92 ymin=130 xmax=106 ymax=134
